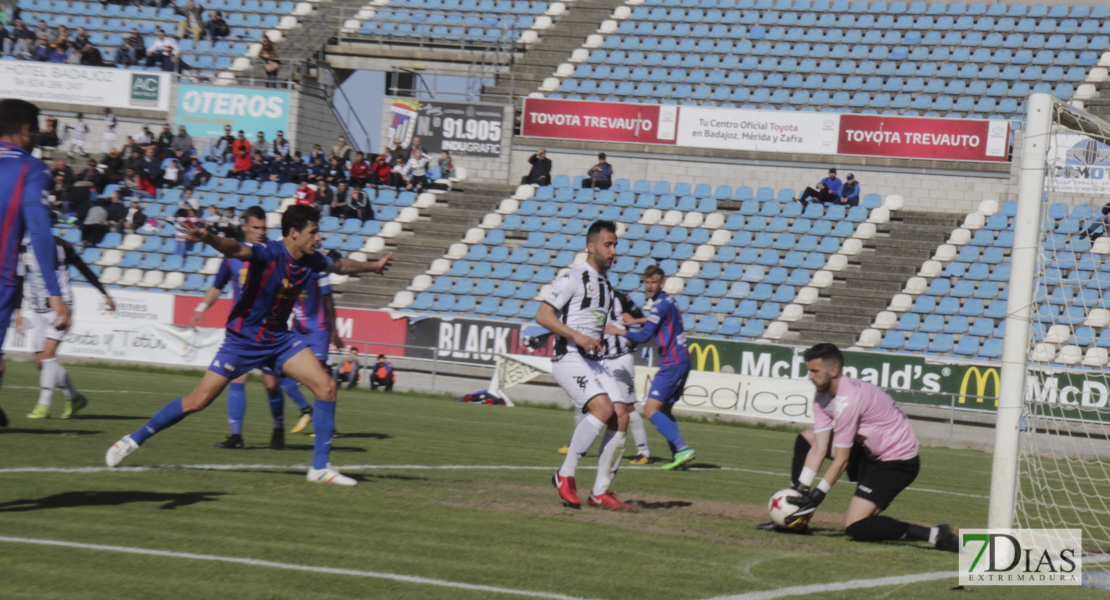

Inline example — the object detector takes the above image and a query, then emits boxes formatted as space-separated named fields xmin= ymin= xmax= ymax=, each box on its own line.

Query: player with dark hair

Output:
xmin=17 ymin=236 xmax=116 ymax=419
xmin=758 ymin=343 xmax=958 ymax=552
xmin=606 ymin=264 xmax=696 ymax=470
xmin=538 ymin=220 xmax=631 ymax=510
xmin=191 ymin=205 xmax=310 ymax=450
xmin=106 ymin=205 xmax=393 ymax=486
xmin=0 ymin=99 xmax=71 ymax=427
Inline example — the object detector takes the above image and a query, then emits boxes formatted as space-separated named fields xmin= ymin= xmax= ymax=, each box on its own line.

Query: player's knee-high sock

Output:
xmin=131 ymin=398 xmax=187 ymax=445
xmin=592 ymin=429 xmax=626 ymax=496
xmin=628 ymin=410 xmax=649 ymax=457
xmin=648 ymin=412 xmax=688 ymax=453
xmin=311 ymin=399 xmax=336 ymax=470
xmin=57 ymin=365 xmax=78 ymax=400
xmin=281 ymin=377 xmax=310 ymax=411
xmin=227 ymin=382 xmax=246 ymax=435
xmin=791 ymin=434 xmax=812 ymax=485
xmin=559 ymin=414 xmax=605 ymax=478
xmin=37 ymin=358 xmax=60 ymax=407
xmin=266 ymin=387 xmax=284 ymax=429
xmin=846 ymin=516 xmax=932 ymax=542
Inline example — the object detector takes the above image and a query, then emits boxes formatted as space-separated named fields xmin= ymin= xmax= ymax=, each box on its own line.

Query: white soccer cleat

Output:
xmin=306 ymin=466 xmax=357 ymax=486
xmin=105 ymin=436 xmax=139 ymax=467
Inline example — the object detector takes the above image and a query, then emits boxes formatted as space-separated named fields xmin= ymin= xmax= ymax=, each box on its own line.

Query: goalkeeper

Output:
xmin=758 ymin=343 xmax=958 ymax=552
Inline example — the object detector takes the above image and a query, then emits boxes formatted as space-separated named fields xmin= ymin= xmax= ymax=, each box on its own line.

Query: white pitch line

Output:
xmin=0 ymin=463 xmax=989 ymax=499
xmin=697 ymin=571 xmax=954 ymax=600
xmin=0 ymin=536 xmax=597 ymax=600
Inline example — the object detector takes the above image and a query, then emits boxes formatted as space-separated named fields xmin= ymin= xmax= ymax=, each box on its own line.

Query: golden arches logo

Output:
xmin=958 ymin=366 xmax=1000 ymax=405
xmin=688 ymin=343 xmax=720 ymax=372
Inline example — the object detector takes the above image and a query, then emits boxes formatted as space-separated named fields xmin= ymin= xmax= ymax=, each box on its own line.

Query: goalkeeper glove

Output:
xmin=791 ymin=480 xmax=810 ymax=495
xmin=786 ymin=488 xmax=826 ymax=520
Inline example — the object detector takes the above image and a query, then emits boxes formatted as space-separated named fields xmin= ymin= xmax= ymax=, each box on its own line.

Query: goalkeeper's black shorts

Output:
xmin=853 ymin=454 xmax=920 ymax=511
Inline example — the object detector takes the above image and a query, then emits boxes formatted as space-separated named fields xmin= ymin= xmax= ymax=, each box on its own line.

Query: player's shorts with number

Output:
xmin=601 ymin=353 xmax=637 ymax=405
xmin=553 ymin=352 xmax=615 ymax=413
xmin=209 ymin=330 xmax=308 ymax=379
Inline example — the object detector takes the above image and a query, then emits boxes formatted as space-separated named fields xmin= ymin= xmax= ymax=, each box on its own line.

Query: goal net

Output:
xmin=991 ymin=93 xmax=1110 ymax=555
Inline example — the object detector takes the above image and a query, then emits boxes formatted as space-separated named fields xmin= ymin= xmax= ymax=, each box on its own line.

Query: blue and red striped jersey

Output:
xmin=212 ymin=257 xmax=246 ymax=304
xmin=624 ymin=292 xmax=690 ymax=366
xmin=292 ymin=272 xmax=332 ymax=334
xmin=225 ymin=240 xmax=333 ymax=341
xmin=0 ymin=141 xmax=60 ymax=295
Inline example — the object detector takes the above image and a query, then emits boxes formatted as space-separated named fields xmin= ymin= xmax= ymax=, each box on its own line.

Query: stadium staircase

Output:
xmin=481 ymin=0 xmax=628 ymax=101
xmin=788 ymin=209 xmax=963 ymax=347
xmin=333 ymin=184 xmax=517 ymax=308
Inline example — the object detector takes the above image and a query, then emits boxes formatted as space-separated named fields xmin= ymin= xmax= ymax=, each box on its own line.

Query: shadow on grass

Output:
xmin=1 ymin=428 xmax=102 ymax=435
xmin=0 ymin=490 xmax=227 ymax=512
xmin=72 ymin=414 xmax=147 ymax=421
xmin=331 ymin=432 xmax=391 ymax=440
xmin=627 ymin=500 xmax=694 ymax=510
xmin=240 ymin=445 xmax=367 ymax=453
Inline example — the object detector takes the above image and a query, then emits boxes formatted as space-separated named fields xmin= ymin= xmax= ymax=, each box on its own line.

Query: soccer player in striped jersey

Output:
xmin=603 ymin=291 xmax=652 ymax=464
xmin=606 ymin=265 xmax=696 ymax=470
xmin=191 ymin=205 xmax=307 ymax=450
xmin=0 ymin=99 xmax=71 ymax=428
xmin=286 ymin=268 xmax=343 ymax=434
xmin=107 ymin=205 xmax=393 ymax=486
xmin=538 ymin=220 xmax=631 ymax=510
xmin=16 ymin=235 xmax=115 ymax=419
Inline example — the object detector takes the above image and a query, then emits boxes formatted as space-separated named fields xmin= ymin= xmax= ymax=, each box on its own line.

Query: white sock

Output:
xmin=38 ymin=358 xmax=59 ymax=407
xmin=628 ymin=411 xmax=650 ymax=457
xmin=558 ymin=414 xmax=605 ymax=478
xmin=928 ymin=527 xmax=939 ymax=545
xmin=58 ymin=365 xmax=78 ymax=400
xmin=592 ymin=430 xmax=626 ymax=496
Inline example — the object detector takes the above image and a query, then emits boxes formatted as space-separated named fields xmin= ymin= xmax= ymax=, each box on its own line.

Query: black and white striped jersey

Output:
xmin=544 ymin=262 xmax=615 ymax=361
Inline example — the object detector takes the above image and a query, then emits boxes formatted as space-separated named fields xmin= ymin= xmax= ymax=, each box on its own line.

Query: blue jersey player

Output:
xmin=191 ymin=206 xmax=310 ymax=450
xmin=106 ymin=205 xmax=393 ymax=486
xmin=606 ymin=264 xmax=696 ymax=470
xmin=0 ymin=99 xmax=71 ymax=428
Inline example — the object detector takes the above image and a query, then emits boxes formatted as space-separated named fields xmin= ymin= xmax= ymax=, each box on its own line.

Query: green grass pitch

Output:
xmin=0 ymin=361 xmax=1101 ymax=599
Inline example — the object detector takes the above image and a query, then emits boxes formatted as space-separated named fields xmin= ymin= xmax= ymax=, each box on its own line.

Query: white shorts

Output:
xmin=30 ymin=311 xmax=65 ymax=352
xmin=553 ymin=352 xmax=615 ymax=414
xmin=601 ymin=353 xmax=636 ymax=405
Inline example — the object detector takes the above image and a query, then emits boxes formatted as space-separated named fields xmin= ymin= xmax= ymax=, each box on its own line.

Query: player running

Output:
xmin=16 ymin=236 xmax=116 ymax=419
xmin=606 ymin=265 xmax=695 ymax=470
xmin=287 ymin=268 xmax=344 ymax=434
xmin=758 ymin=343 xmax=958 ymax=552
xmin=538 ymin=220 xmax=631 ymax=510
xmin=191 ymin=206 xmax=309 ymax=450
xmin=106 ymin=205 xmax=393 ymax=486
xmin=0 ymin=99 xmax=71 ymax=428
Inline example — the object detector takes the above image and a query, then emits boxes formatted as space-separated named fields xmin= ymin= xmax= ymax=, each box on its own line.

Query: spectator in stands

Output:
xmin=34 ymin=21 xmax=47 ymax=41
xmin=8 ymin=18 xmax=34 ymax=58
xmin=173 ymin=0 xmax=205 ymax=43
xmin=521 ymin=149 xmax=551 ymax=186
xmin=309 ymin=144 xmax=325 ymax=164
xmin=105 ymin=192 xmax=128 ymax=232
xmin=203 ymin=205 xmax=221 ymax=230
xmin=122 ymin=28 xmax=145 ymax=64
xmin=122 ymin=136 xmax=143 ymax=165
xmin=136 ymin=145 xmax=163 ymax=187
xmin=309 ymin=155 xmax=328 ymax=182
xmin=178 ymin=188 xmax=200 ymax=212
xmin=72 ymin=26 xmax=89 ymax=50
xmin=335 ymin=348 xmax=361 ymax=390
xmin=48 ymin=41 xmax=69 ymax=63
xmin=50 ymin=173 xmax=75 ymax=217
xmin=438 ymin=151 xmax=453 ymax=180
xmin=145 ymin=30 xmax=179 ymax=67
xmin=79 ymin=42 xmax=102 ymax=66
xmin=370 ymin=354 xmax=395 ymax=392
xmin=184 ymin=160 xmax=210 ymax=190
xmin=169 ymin=125 xmax=194 ymax=159
xmin=840 ymin=173 xmax=860 ymax=207
xmin=51 ymin=24 xmax=68 ymax=47
xmin=249 ymin=151 xmax=269 ymax=181
xmin=162 ymin=159 xmax=182 ymax=188
xmin=270 ymin=130 xmax=290 ymax=159
xmin=1081 ymin=203 xmax=1110 ymax=241
xmin=102 ymin=108 xmax=116 ymax=152
xmin=796 ymin=167 xmax=842 ymax=207
xmin=231 ymin=129 xmax=251 ymax=157
xmin=173 ymin=208 xmax=203 ymax=256
xmin=32 ymin=36 xmax=50 ymax=61
xmin=161 ymin=46 xmax=192 ymax=74
xmin=218 ymin=207 xmax=240 ymax=239
xmin=229 ymin=149 xmax=252 ymax=180
xmin=348 ymin=152 xmax=370 ymax=188
xmin=157 ymin=123 xmax=174 ymax=153
xmin=326 ymin=156 xmax=346 ymax=186
xmin=124 ymin=200 xmax=147 ymax=233
xmin=209 ymin=124 xmax=235 ymax=163
xmin=135 ymin=125 xmax=154 ymax=144
xmin=313 ymin=181 xmax=335 ymax=216
xmin=0 ymin=22 xmax=8 ymax=55
xmin=331 ymin=135 xmax=352 ymax=165
xmin=268 ymin=153 xmax=290 ymax=182
xmin=329 ymin=181 xmax=350 ymax=217
xmin=101 ymin=148 xmax=125 ymax=183
xmin=370 ymin=152 xmax=391 ymax=186
xmin=581 ymin=152 xmax=613 ymax=189
xmin=387 ymin=156 xmax=407 ymax=188
xmin=390 ymin=138 xmax=408 ymax=163
xmin=82 ymin=198 xmax=110 ymax=247
xmin=122 ymin=168 xmax=156 ymax=200
xmin=38 ymin=117 xmax=59 ymax=150
xmin=285 ymin=152 xmax=307 ymax=183
xmin=206 ymin=10 xmax=229 ymax=40
xmin=294 ymin=180 xmax=314 ymax=206
xmin=344 ymin=185 xmax=373 ymax=221
xmin=53 ymin=158 xmax=75 ymax=188
xmin=254 ymin=131 xmax=270 ymax=157
xmin=260 ymin=34 xmax=279 ymax=88
xmin=76 ymin=158 xmax=103 ymax=192
xmin=402 ymin=148 xmax=431 ymax=192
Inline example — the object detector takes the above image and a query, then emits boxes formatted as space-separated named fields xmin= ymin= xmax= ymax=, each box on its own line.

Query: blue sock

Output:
xmin=267 ymin=387 xmax=284 ymax=429
xmin=227 ymin=382 xmax=246 ymax=436
xmin=312 ymin=399 xmax=336 ymax=470
xmin=649 ymin=412 xmax=689 ymax=453
xmin=132 ymin=398 xmax=187 ymax=445
xmin=282 ymin=377 xmax=310 ymax=411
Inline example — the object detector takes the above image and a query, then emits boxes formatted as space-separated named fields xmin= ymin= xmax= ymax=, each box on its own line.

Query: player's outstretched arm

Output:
xmin=536 ymin=303 xmax=601 ymax=354
xmin=63 ymin=238 xmax=115 ymax=310
xmin=191 ymin=286 xmax=224 ymax=327
xmin=182 ymin=222 xmax=252 ymax=260
xmin=331 ymin=252 xmax=394 ymax=276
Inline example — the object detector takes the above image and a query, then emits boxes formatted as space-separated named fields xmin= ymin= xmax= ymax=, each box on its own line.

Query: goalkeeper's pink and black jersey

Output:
xmin=813 ymin=376 xmax=920 ymax=462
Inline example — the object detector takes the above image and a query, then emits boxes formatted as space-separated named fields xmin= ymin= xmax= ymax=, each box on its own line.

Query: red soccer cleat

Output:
xmin=552 ymin=471 xmax=580 ymax=508
xmin=588 ymin=491 xmax=631 ymax=511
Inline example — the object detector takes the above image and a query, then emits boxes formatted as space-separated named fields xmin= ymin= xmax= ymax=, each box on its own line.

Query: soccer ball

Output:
xmin=767 ymin=488 xmax=805 ymax=528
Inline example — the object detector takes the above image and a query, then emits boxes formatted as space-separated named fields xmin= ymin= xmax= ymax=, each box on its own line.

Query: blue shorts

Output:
xmin=648 ymin=363 xmax=691 ymax=404
xmin=298 ymin=329 xmax=330 ymax=362
xmin=0 ymin=284 xmax=17 ymax=359
xmin=209 ymin=330 xmax=310 ymax=379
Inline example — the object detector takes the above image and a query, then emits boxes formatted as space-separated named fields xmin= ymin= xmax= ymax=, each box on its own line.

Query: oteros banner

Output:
xmin=521 ymin=98 xmax=678 ymax=145
xmin=176 ymin=84 xmax=290 ymax=139
xmin=0 ymin=63 xmax=169 ymax=112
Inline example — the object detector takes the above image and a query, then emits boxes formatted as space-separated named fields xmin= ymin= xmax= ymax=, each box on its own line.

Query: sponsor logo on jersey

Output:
xmin=574 ymin=375 xmax=587 ymax=390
